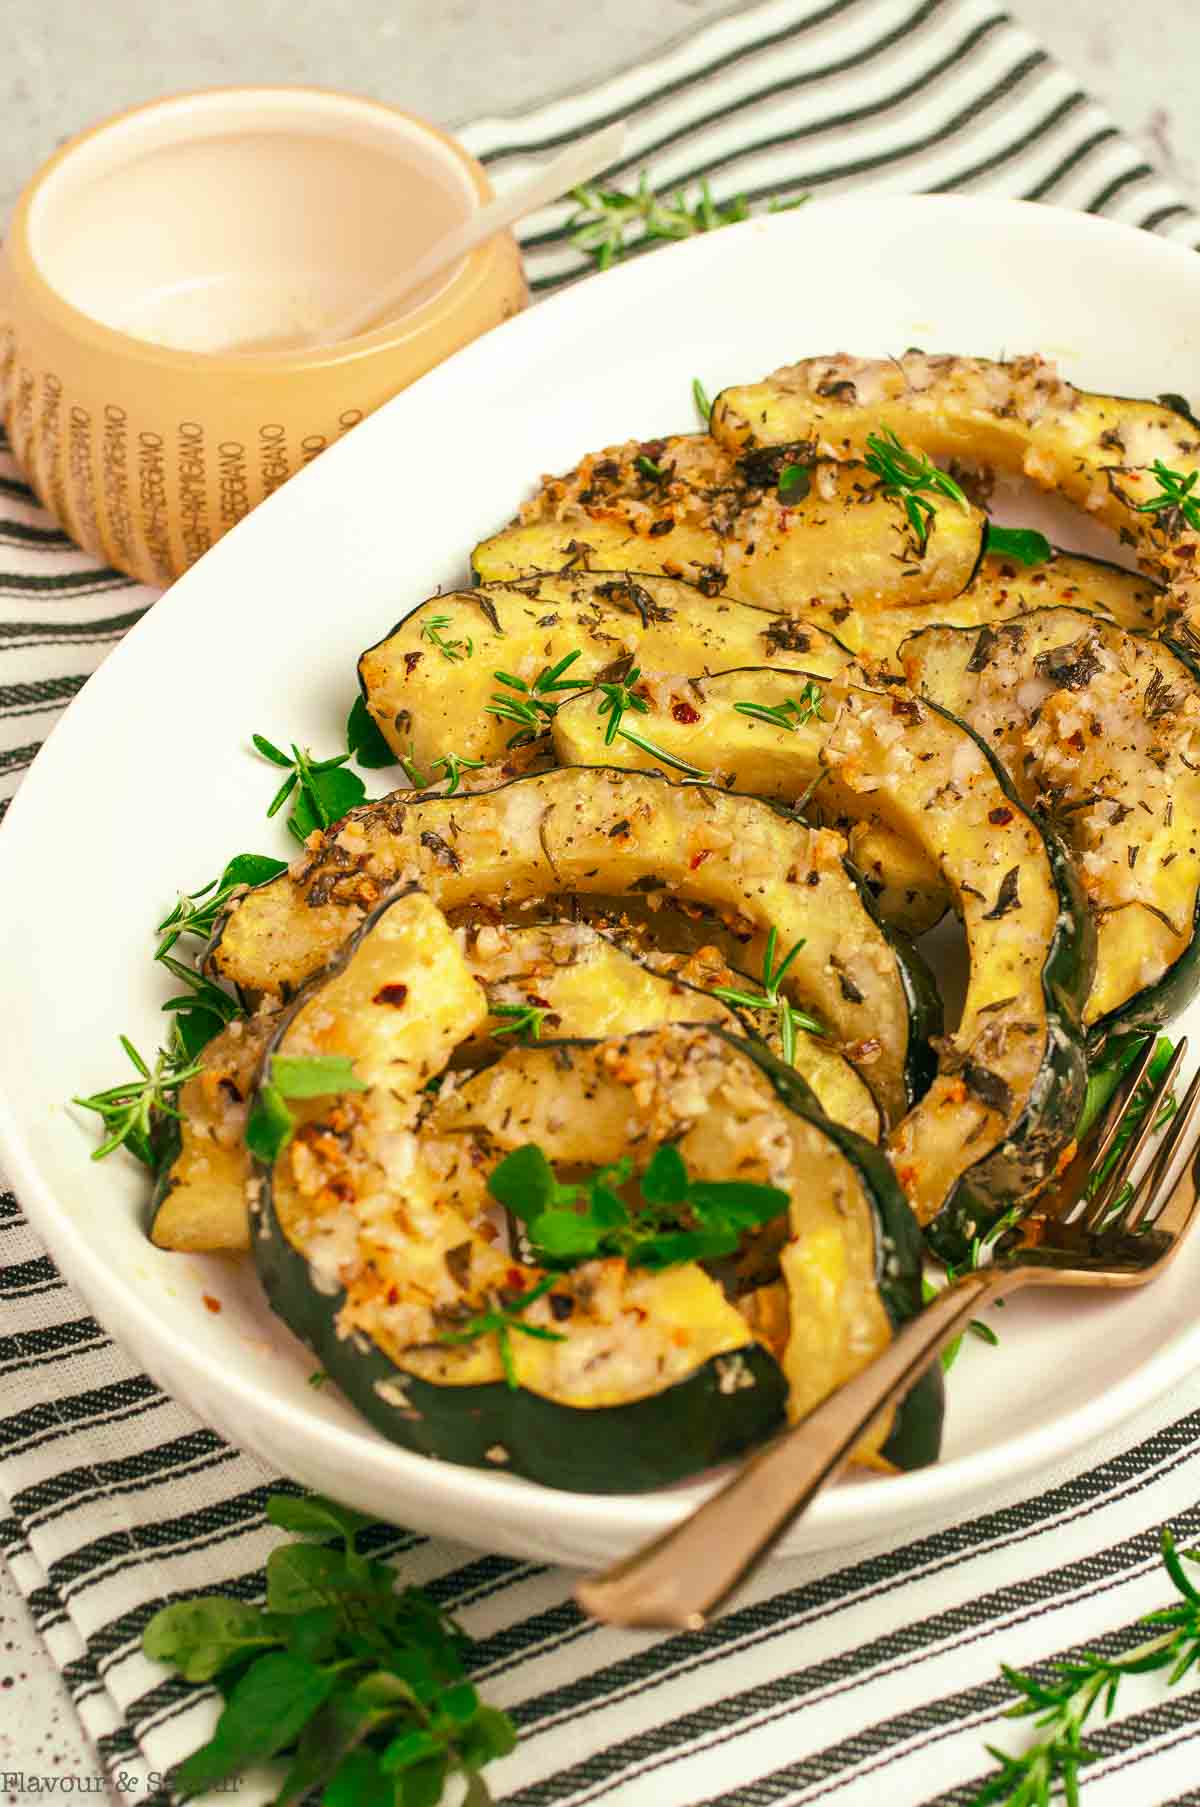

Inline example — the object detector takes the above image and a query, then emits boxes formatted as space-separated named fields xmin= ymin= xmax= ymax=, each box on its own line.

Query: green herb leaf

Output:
xmin=568 ymin=174 xmax=808 ymax=269
xmin=436 ymin=1275 xmax=567 ymax=1388
xmin=347 ymin=695 xmax=399 ymax=768
xmin=490 ymin=1001 xmax=553 ymax=1041
xmin=636 ymin=454 xmax=666 ymax=480
xmin=492 ymin=1142 xmax=787 ymax=1274
xmin=420 ymin=614 xmax=474 ymax=663
xmin=973 ymin=1528 xmax=1200 ymax=1804
xmin=72 ymin=1034 xmax=203 ymax=1167
xmin=245 ymin=1080 xmax=295 ymax=1163
xmin=863 ymin=426 xmax=969 ymax=554
xmin=155 ymin=852 xmax=288 ymax=956
xmin=142 ymin=1597 xmax=284 ymax=1683
xmin=253 ymin=734 xmax=367 ymax=844
xmin=1133 ymin=460 xmax=1200 ymax=534
xmin=267 ymin=1493 xmax=372 ymax=1545
xmin=692 ymin=377 xmax=712 ymax=424
xmin=984 ymin=524 xmax=1052 ymax=567
xmin=174 ymin=1651 xmax=335 ymax=1798
xmin=271 ymin=1053 xmax=369 ymax=1099
xmin=777 ymin=462 xmax=811 ymax=505
xmin=732 ymin=681 xmax=824 ymax=734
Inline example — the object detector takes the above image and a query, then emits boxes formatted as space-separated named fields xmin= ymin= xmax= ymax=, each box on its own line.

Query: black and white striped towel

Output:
xmin=4 ymin=1 xmax=1200 ymax=1801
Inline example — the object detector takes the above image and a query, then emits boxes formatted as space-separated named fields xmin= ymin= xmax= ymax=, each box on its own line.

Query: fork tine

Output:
xmin=1079 ymin=1036 xmax=1187 ymax=1234
xmin=1058 ymin=1033 xmax=1164 ymax=1227
xmin=1118 ymin=1062 xmax=1200 ymax=1233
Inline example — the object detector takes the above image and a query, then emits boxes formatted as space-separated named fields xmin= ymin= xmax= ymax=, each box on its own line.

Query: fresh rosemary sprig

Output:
xmin=486 ymin=651 xmax=588 ymax=744
xmin=973 ymin=1528 xmax=1200 ymax=1806
xmin=430 ymin=750 xmax=487 ymax=796
xmin=490 ymin=1001 xmax=553 ymax=1041
xmin=1133 ymin=460 xmax=1200 ymax=535
xmin=436 ymin=1274 xmax=566 ymax=1389
xmin=155 ymin=853 xmax=288 ymax=957
xmin=252 ymin=733 xmax=367 ymax=843
xmin=864 ymin=426 xmax=969 ymax=553
xmin=732 ymin=681 xmax=825 ymax=733
xmin=72 ymin=1034 xmax=203 ymax=1166
xmin=710 ymin=927 xmax=823 ymax=1067
xmin=595 ymin=665 xmax=708 ymax=776
xmin=420 ymin=614 xmax=474 ymax=662
xmin=568 ymin=174 xmax=808 ymax=270
xmin=692 ymin=377 xmax=712 ymax=424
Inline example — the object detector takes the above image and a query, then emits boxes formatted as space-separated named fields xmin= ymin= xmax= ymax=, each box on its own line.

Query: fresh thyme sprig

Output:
xmin=568 ymin=174 xmax=808 ymax=270
xmin=436 ymin=1274 xmax=566 ymax=1389
xmin=488 ymin=1142 xmax=788 ymax=1274
xmin=1133 ymin=460 xmax=1200 ymax=534
xmin=143 ymin=1491 xmax=516 ymax=1804
xmin=155 ymin=853 xmax=288 ymax=957
xmin=595 ymin=665 xmax=708 ymax=776
xmin=253 ymin=733 xmax=367 ymax=843
xmin=490 ymin=1001 xmax=553 ymax=1041
xmin=420 ymin=613 xmax=474 ymax=662
xmin=710 ymin=927 xmax=823 ymax=1068
xmin=732 ymin=681 xmax=825 ymax=733
xmin=864 ymin=426 xmax=969 ymax=553
xmin=72 ymin=1034 xmax=203 ymax=1165
xmin=486 ymin=651 xmax=588 ymax=744
xmin=972 ymin=1529 xmax=1200 ymax=1807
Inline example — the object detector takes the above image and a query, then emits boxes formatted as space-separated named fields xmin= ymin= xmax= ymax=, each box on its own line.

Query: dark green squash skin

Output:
xmin=720 ymin=1032 xmax=943 ymax=1471
xmin=249 ymin=926 xmax=939 ymax=1489
xmin=917 ymin=698 xmax=1095 ymax=1266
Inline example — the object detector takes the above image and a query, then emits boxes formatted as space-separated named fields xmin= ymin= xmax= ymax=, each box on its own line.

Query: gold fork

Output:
xmin=577 ymin=1035 xmax=1200 ymax=1631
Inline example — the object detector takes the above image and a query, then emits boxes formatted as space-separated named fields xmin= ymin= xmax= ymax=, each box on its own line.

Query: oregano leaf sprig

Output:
xmin=488 ymin=1141 xmax=788 ymax=1272
xmin=142 ymin=1491 xmax=517 ymax=1805
xmin=246 ymin=1053 xmax=369 ymax=1164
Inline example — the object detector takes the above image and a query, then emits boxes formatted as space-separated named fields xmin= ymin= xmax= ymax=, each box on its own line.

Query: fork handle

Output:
xmin=575 ymin=1270 xmax=1008 ymax=1630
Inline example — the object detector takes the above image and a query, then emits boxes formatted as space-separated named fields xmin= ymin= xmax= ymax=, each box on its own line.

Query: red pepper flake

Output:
xmin=506 ymin=1267 xmax=526 ymax=1292
xmin=373 ymin=983 xmax=409 ymax=1007
xmin=671 ymin=699 xmax=700 ymax=724
xmin=202 ymin=1294 xmax=222 ymax=1314
xmin=689 ymin=848 xmax=713 ymax=869
xmin=988 ymin=806 xmax=1013 ymax=826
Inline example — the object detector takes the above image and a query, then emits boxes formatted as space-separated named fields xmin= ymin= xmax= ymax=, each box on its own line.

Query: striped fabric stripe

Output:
xmin=3 ymin=0 xmax=1200 ymax=1800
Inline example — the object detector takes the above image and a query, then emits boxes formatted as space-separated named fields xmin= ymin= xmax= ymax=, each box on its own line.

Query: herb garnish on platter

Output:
xmin=863 ymin=426 xmax=970 ymax=553
xmin=568 ymin=174 xmax=808 ymax=270
xmin=143 ymin=1492 xmax=516 ymax=1805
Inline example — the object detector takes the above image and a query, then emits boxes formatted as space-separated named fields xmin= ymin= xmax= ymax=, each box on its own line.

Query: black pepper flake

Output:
xmin=648 ymin=518 xmax=675 ymax=538
xmin=1128 ymin=845 xmax=1141 ymax=869
xmin=608 ymin=818 xmax=632 ymax=838
xmin=982 ymin=867 xmax=1021 ymax=919
xmin=548 ymin=1292 xmax=575 ymax=1322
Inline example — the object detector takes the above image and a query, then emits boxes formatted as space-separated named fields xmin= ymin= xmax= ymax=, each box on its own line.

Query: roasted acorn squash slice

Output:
xmin=901 ymin=608 xmax=1200 ymax=1041
xmin=358 ymin=569 xmax=852 ymax=768
xmin=709 ymin=351 xmax=1200 ymax=640
xmin=552 ymin=669 xmax=1093 ymax=1252
xmin=207 ymin=766 xmax=937 ymax=1125
xmin=250 ymin=892 xmax=939 ymax=1490
xmin=471 ymin=431 xmax=985 ymax=612
xmin=459 ymin=920 xmax=881 ymax=1141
